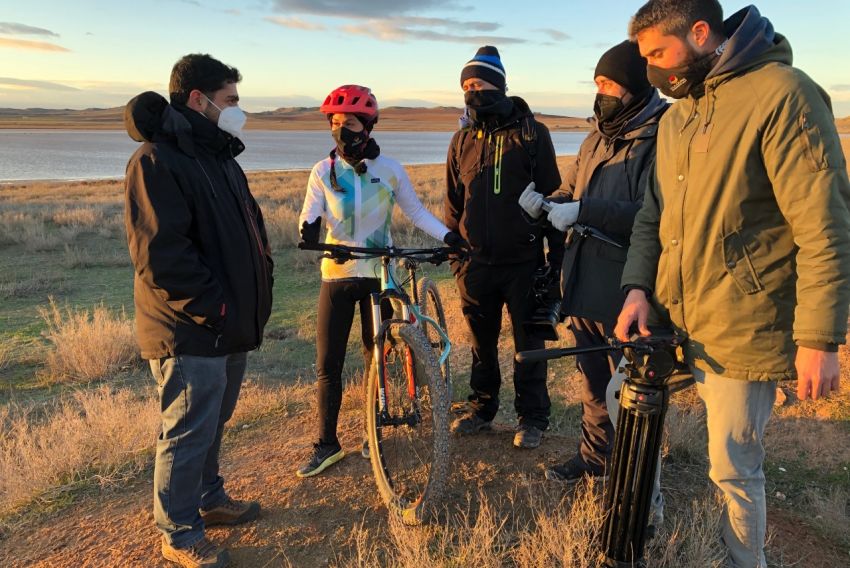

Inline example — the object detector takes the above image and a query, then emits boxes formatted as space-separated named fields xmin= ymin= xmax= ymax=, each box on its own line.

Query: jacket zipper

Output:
xmin=493 ymin=134 xmax=504 ymax=195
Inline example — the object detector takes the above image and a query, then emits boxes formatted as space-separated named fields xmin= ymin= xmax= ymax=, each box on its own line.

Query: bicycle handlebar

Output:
xmin=298 ymin=241 xmax=466 ymax=265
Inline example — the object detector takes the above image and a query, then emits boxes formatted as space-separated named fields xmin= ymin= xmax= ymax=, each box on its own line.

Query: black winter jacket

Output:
xmin=445 ymin=96 xmax=564 ymax=266
xmin=123 ymin=92 xmax=273 ymax=359
xmin=551 ymin=91 xmax=668 ymax=324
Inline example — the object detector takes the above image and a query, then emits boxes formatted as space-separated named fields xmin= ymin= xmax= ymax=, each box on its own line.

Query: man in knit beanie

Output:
xmin=445 ymin=45 xmax=564 ymax=450
xmin=461 ymin=45 xmax=507 ymax=91
xmin=519 ymin=41 xmax=668 ymax=526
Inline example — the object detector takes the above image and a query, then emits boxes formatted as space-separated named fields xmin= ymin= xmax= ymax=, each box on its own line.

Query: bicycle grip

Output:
xmin=515 ymin=347 xmax=573 ymax=363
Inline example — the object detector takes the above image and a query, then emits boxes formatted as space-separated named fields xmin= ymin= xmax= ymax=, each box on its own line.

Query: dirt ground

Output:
xmin=2 ymin=403 xmax=846 ymax=568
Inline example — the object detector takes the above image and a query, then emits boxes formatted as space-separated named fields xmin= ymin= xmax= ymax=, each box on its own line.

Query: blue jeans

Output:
xmin=149 ymin=352 xmax=247 ymax=548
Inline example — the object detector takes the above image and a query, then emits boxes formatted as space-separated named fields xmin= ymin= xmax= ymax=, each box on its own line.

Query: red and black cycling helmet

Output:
xmin=320 ymin=84 xmax=379 ymax=131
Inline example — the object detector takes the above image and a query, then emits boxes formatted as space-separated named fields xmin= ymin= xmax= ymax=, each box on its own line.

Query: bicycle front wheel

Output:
xmin=366 ymin=322 xmax=450 ymax=525
xmin=417 ymin=277 xmax=452 ymax=398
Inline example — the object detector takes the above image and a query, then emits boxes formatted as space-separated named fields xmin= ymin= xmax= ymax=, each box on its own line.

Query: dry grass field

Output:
xmin=0 ymin=142 xmax=849 ymax=566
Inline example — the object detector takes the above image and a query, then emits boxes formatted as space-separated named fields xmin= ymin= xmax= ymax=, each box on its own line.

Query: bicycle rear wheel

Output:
xmin=417 ymin=277 xmax=451 ymax=398
xmin=366 ymin=322 xmax=450 ymax=525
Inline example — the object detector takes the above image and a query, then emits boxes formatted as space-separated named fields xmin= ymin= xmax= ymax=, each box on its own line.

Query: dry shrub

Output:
xmin=342 ymin=494 xmax=509 ymax=568
xmin=802 ymin=486 xmax=850 ymax=543
xmin=650 ymin=496 xmax=726 ymax=567
xmin=264 ymin=205 xmax=301 ymax=249
xmin=62 ymin=244 xmax=129 ymax=269
xmin=0 ymin=271 xmax=66 ymax=300
xmin=0 ymin=211 xmax=38 ymax=246
xmin=513 ymin=483 xmax=605 ymax=567
xmin=38 ymin=298 xmax=139 ymax=382
xmin=664 ymin=403 xmax=708 ymax=465
xmin=0 ymin=343 xmax=12 ymax=372
xmin=0 ymin=387 xmax=159 ymax=516
xmin=21 ymin=220 xmax=62 ymax=252
xmin=51 ymin=207 xmax=104 ymax=229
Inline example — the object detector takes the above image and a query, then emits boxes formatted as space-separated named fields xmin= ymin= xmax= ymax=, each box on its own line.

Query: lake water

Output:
xmin=0 ymin=129 xmax=589 ymax=182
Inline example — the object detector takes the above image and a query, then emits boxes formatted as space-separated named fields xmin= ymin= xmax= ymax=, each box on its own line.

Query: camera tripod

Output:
xmin=516 ymin=334 xmax=694 ymax=567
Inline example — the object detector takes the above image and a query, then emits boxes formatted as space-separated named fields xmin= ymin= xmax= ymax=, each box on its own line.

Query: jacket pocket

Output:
xmin=722 ymin=231 xmax=764 ymax=295
xmin=799 ymin=112 xmax=830 ymax=172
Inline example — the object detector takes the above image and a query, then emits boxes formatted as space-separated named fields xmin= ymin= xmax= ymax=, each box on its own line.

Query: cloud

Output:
xmin=830 ymin=84 xmax=850 ymax=92
xmin=341 ymin=19 xmax=524 ymax=45
xmin=0 ymin=77 xmax=80 ymax=91
xmin=268 ymin=0 xmax=515 ymax=44
xmin=537 ymin=28 xmax=570 ymax=41
xmin=0 ymin=22 xmax=59 ymax=37
xmin=270 ymin=0 xmax=464 ymax=18
xmin=0 ymin=38 xmax=69 ymax=52
xmin=265 ymin=16 xmax=326 ymax=31
xmin=393 ymin=16 xmax=499 ymax=32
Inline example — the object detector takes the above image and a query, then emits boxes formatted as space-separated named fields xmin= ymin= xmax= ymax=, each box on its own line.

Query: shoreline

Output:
xmin=3 ymin=135 xmax=848 ymax=186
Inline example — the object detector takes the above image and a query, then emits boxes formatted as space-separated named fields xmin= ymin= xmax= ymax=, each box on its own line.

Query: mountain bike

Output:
xmin=298 ymin=241 xmax=459 ymax=524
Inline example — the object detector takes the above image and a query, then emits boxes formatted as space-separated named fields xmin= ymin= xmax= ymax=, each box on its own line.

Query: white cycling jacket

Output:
xmin=299 ymin=154 xmax=449 ymax=280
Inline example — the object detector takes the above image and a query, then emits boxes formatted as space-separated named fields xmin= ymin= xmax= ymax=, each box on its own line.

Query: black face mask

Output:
xmin=464 ymin=90 xmax=513 ymax=124
xmin=594 ymin=93 xmax=625 ymax=123
xmin=647 ymin=48 xmax=719 ymax=99
xmin=332 ymin=126 xmax=369 ymax=161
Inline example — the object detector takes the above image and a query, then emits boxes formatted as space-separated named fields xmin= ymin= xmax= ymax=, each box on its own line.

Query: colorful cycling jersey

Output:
xmin=299 ymin=154 xmax=449 ymax=280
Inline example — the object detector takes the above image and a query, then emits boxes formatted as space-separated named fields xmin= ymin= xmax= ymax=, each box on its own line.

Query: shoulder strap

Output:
xmin=453 ymin=128 xmax=472 ymax=171
xmin=520 ymin=115 xmax=539 ymax=177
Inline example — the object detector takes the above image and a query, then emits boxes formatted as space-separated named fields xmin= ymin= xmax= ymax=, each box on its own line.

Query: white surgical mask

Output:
xmin=204 ymin=95 xmax=246 ymax=139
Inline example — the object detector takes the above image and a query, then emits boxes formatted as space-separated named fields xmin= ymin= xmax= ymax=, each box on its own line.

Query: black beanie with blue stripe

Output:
xmin=460 ymin=46 xmax=507 ymax=91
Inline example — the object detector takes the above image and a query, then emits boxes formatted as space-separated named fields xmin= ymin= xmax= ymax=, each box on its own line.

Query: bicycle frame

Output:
xmin=370 ymin=255 xmax=452 ymax=421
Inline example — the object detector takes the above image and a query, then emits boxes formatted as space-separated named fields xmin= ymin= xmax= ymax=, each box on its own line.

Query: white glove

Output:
xmin=518 ymin=182 xmax=545 ymax=219
xmin=547 ymin=201 xmax=580 ymax=231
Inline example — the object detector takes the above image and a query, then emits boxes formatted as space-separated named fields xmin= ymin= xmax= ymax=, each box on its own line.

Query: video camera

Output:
xmin=523 ymin=263 xmax=563 ymax=342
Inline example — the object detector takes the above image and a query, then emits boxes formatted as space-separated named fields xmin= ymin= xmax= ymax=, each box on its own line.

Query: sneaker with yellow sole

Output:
xmin=296 ymin=442 xmax=345 ymax=477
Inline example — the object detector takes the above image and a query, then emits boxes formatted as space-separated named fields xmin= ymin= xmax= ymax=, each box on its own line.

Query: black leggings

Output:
xmin=315 ymin=278 xmax=391 ymax=445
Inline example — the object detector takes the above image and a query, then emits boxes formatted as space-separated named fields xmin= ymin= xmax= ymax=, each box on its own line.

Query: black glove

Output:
xmin=300 ymin=218 xmax=321 ymax=244
xmin=443 ymin=231 xmax=470 ymax=252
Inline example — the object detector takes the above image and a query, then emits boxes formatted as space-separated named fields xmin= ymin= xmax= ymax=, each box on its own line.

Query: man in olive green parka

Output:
xmin=616 ymin=2 xmax=850 ymax=566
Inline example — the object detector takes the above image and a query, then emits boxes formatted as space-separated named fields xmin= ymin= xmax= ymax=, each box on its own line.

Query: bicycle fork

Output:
xmin=370 ymin=292 xmax=418 ymax=425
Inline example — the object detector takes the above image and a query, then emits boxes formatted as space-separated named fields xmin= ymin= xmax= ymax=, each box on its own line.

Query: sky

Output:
xmin=1 ymin=0 xmax=849 ymax=117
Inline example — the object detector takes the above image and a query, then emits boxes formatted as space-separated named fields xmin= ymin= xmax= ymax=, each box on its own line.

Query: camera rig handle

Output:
xmin=516 ymin=334 xmax=692 ymax=391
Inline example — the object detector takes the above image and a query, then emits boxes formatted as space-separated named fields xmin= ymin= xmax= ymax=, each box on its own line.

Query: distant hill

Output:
xmin=0 ymin=106 xmax=590 ymax=132
xmin=836 ymin=116 xmax=850 ymax=133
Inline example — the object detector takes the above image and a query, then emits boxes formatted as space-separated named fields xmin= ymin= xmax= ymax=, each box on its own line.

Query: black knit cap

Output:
xmin=460 ymin=46 xmax=507 ymax=91
xmin=594 ymin=40 xmax=651 ymax=96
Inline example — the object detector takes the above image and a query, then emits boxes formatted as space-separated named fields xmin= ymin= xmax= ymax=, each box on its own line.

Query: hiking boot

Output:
xmin=513 ymin=424 xmax=544 ymax=449
xmin=361 ymin=438 xmax=370 ymax=459
xmin=161 ymin=536 xmax=230 ymax=568
xmin=450 ymin=411 xmax=493 ymax=435
xmin=296 ymin=442 xmax=344 ymax=478
xmin=545 ymin=455 xmax=608 ymax=484
xmin=201 ymin=497 xmax=260 ymax=527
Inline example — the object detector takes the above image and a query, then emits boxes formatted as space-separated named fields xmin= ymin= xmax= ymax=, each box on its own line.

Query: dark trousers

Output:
xmin=456 ymin=261 xmax=550 ymax=429
xmin=315 ymin=278 xmax=391 ymax=445
xmin=569 ymin=316 xmax=619 ymax=470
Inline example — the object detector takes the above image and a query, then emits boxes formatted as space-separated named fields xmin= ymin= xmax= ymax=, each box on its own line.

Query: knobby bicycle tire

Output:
xmin=365 ymin=322 xmax=450 ymax=525
xmin=416 ymin=277 xmax=452 ymax=398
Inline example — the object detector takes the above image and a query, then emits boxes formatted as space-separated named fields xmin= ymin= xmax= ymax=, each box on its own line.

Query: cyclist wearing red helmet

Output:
xmin=297 ymin=84 xmax=468 ymax=477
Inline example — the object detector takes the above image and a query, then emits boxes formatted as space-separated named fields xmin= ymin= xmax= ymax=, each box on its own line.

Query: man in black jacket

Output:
xmin=520 ymin=41 xmax=668 ymax=493
xmin=124 ymin=53 xmax=273 ymax=568
xmin=446 ymin=46 xmax=564 ymax=449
